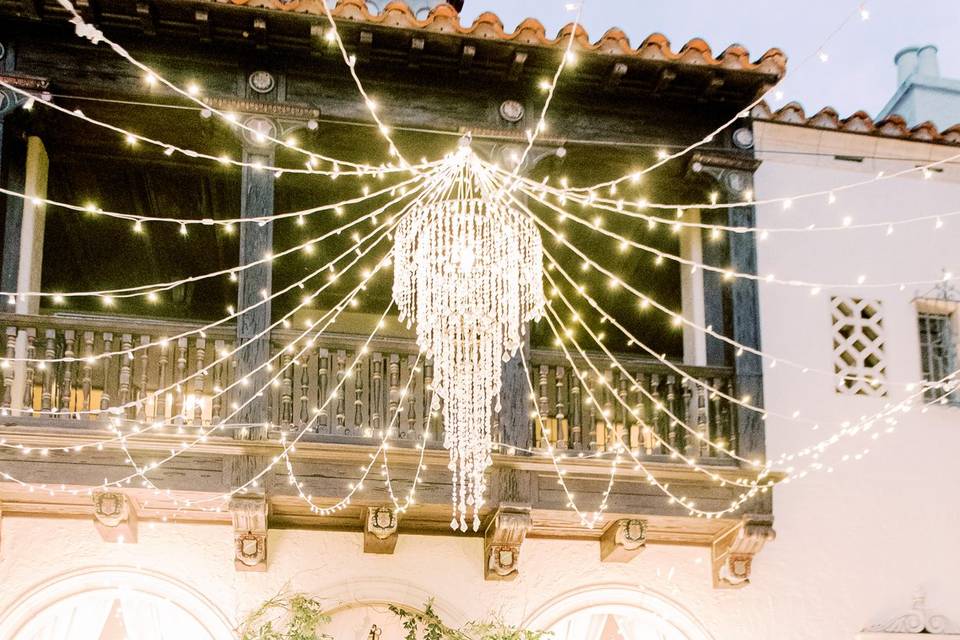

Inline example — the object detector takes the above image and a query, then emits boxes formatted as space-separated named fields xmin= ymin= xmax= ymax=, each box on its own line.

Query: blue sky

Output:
xmin=458 ymin=0 xmax=960 ymax=121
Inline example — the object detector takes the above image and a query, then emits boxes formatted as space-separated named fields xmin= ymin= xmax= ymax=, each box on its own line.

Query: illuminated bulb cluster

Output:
xmin=393 ymin=147 xmax=545 ymax=531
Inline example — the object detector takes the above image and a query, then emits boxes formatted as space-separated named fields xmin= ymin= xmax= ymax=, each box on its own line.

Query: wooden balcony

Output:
xmin=0 ymin=311 xmax=739 ymax=462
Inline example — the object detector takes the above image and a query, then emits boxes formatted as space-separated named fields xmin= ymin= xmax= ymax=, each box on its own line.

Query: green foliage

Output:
xmin=389 ymin=600 xmax=551 ymax=640
xmin=239 ymin=591 xmax=332 ymax=640
xmin=241 ymin=593 xmax=549 ymax=640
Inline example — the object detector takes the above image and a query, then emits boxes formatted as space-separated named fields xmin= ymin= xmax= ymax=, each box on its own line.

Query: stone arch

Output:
xmin=0 ymin=566 xmax=234 ymax=640
xmin=524 ymin=583 xmax=715 ymax=640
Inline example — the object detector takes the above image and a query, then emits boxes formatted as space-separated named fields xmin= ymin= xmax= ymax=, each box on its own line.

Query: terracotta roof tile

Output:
xmin=220 ymin=0 xmax=786 ymax=77
xmin=753 ymin=101 xmax=960 ymax=146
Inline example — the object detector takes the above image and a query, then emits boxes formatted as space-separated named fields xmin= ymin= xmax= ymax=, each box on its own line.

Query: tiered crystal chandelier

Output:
xmin=393 ymin=144 xmax=545 ymax=531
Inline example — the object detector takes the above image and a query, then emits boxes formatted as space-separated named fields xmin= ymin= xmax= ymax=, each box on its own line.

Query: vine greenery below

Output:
xmin=239 ymin=592 xmax=551 ymax=640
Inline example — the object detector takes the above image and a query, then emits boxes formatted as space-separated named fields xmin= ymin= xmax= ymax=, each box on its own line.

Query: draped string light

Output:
xmin=502 ymin=163 xmax=960 ymax=237
xmin=0 ymin=80 xmax=421 ymax=179
xmin=0 ymin=167 xmax=428 ymax=237
xmin=52 ymin=0 xmax=418 ymax=175
xmin=0 ymin=172 xmax=433 ymax=369
xmin=511 ymin=188 xmax=947 ymax=387
xmin=393 ymin=142 xmax=545 ymax=531
xmin=510 ymin=171 xmax=958 ymax=292
xmin=12 ymin=0 xmax=960 ymax=529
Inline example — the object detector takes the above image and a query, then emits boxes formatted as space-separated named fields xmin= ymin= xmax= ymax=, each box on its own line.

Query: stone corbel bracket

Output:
xmin=711 ymin=514 xmax=775 ymax=588
xmin=363 ymin=506 xmax=399 ymax=554
xmin=600 ymin=518 xmax=647 ymax=563
xmin=92 ymin=491 xmax=137 ymax=543
xmin=230 ymin=495 xmax=268 ymax=572
xmin=483 ymin=503 xmax=532 ymax=581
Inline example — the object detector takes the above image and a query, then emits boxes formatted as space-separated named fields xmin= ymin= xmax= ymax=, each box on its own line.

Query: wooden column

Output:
xmin=234 ymin=141 xmax=275 ymax=440
xmin=727 ymin=198 xmax=766 ymax=463
xmin=679 ymin=209 xmax=708 ymax=366
xmin=497 ymin=333 xmax=531 ymax=453
xmin=687 ymin=150 xmax=766 ymax=464
xmin=0 ymin=116 xmax=25 ymax=297
xmin=14 ymin=135 xmax=47 ymax=314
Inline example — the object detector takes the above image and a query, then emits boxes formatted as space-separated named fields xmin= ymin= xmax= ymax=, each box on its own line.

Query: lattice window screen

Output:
xmin=832 ymin=297 xmax=886 ymax=396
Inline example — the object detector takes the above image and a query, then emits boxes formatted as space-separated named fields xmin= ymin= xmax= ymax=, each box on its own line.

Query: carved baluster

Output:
xmin=555 ymin=365 xmax=567 ymax=449
xmin=23 ymin=329 xmax=37 ymax=413
xmin=335 ymin=350 xmax=346 ymax=434
xmin=716 ymin=376 xmax=734 ymax=454
xmin=697 ymin=378 xmax=710 ymax=458
xmin=650 ymin=374 xmax=663 ymax=454
xmin=388 ymin=354 xmax=401 ymax=437
xmin=82 ymin=331 xmax=95 ymax=415
xmin=298 ymin=350 xmax=310 ymax=428
xmin=601 ymin=370 xmax=614 ymax=452
xmin=117 ymin=334 xmax=133 ymax=418
xmin=682 ymin=377 xmax=694 ymax=457
xmin=212 ymin=339 xmax=225 ymax=424
xmin=406 ymin=355 xmax=418 ymax=441
xmin=60 ymin=330 xmax=76 ymax=416
xmin=317 ymin=348 xmax=330 ymax=434
xmin=570 ymin=373 xmax=581 ymax=449
xmin=370 ymin=353 xmax=383 ymax=436
xmin=172 ymin=337 xmax=187 ymax=423
xmin=40 ymin=329 xmax=57 ymax=414
xmin=636 ymin=373 xmax=652 ymax=455
xmin=616 ymin=372 xmax=629 ymax=451
xmin=193 ymin=337 xmax=206 ymax=425
xmin=280 ymin=351 xmax=293 ymax=430
xmin=354 ymin=358 xmax=366 ymax=437
xmin=665 ymin=375 xmax=678 ymax=451
xmin=155 ymin=339 xmax=169 ymax=420
xmin=537 ymin=364 xmax=550 ymax=447
xmin=135 ymin=336 xmax=150 ymax=421
xmin=423 ymin=361 xmax=437 ymax=440
xmin=2 ymin=327 xmax=16 ymax=411
xmin=585 ymin=373 xmax=599 ymax=451
xmin=100 ymin=332 xmax=114 ymax=413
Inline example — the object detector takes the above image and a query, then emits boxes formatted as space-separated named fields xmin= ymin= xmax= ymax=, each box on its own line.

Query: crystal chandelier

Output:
xmin=393 ymin=144 xmax=544 ymax=531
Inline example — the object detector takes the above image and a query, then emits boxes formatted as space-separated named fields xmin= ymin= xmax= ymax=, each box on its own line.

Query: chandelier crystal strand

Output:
xmin=393 ymin=144 xmax=545 ymax=531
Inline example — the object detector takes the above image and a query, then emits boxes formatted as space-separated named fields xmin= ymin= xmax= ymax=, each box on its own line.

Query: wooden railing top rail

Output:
xmin=0 ymin=312 xmax=734 ymax=377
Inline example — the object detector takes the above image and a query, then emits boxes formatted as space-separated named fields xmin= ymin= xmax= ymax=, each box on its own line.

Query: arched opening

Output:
xmin=0 ymin=567 xmax=234 ymax=640
xmin=526 ymin=585 xmax=714 ymax=640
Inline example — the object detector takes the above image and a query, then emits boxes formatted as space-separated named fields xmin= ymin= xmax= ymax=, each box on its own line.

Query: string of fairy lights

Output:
xmin=0 ymin=0 xmax=955 ymax=528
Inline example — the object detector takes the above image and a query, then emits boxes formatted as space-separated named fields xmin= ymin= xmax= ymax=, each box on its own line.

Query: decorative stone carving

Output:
xmin=363 ymin=506 xmax=398 ymax=554
xmin=599 ymin=518 xmax=647 ymax=563
xmin=498 ymin=99 xmax=525 ymax=123
xmin=92 ymin=491 xmax=137 ymax=543
xmin=483 ymin=504 xmax=531 ymax=581
xmin=711 ymin=514 xmax=775 ymax=589
xmin=230 ymin=496 xmax=268 ymax=571
xmin=862 ymin=590 xmax=960 ymax=635
xmin=248 ymin=70 xmax=276 ymax=94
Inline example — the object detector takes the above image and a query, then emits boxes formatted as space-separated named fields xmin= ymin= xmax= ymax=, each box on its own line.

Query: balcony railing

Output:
xmin=0 ymin=312 xmax=738 ymax=462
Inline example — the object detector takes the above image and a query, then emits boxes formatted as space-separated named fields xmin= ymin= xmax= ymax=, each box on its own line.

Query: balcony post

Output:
xmin=687 ymin=137 xmax=766 ymax=464
xmin=679 ymin=210 xmax=708 ymax=366
xmin=234 ymin=128 xmax=275 ymax=440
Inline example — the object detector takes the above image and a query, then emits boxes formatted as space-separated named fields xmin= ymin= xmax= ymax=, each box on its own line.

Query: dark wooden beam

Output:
xmin=135 ymin=0 xmax=156 ymax=36
xmin=606 ymin=61 xmax=628 ymax=90
xmin=253 ymin=17 xmax=267 ymax=51
xmin=195 ymin=9 xmax=211 ymax=43
xmin=235 ymin=144 xmax=275 ymax=440
xmin=507 ymin=51 xmax=528 ymax=81
xmin=459 ymin=44 xmax=475 ymax=75
xmin=409 ymin=36 xmax=424 ymax=69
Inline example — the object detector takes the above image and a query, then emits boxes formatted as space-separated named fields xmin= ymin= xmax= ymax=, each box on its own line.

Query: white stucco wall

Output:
xmin=0 ymin=123 xmax=958 ymax=640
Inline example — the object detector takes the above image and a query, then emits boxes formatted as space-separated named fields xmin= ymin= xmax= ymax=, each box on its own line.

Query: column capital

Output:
xmin=686 ymin=151 xmax=761 ymax=199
